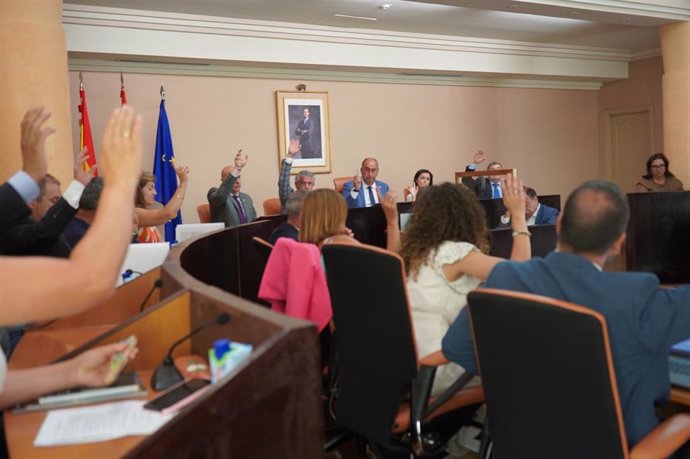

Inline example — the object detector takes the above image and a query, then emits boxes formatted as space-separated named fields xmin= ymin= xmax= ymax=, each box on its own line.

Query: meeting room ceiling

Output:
xmin=65 ymin=0 xmax=683 ymax=55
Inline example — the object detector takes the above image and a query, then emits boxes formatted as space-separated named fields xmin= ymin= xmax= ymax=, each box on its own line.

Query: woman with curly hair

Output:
xmin=400 ymin=175 xmax=530 ymax=394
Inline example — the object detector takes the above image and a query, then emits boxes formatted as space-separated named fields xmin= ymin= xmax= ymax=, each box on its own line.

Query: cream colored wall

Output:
xmin=68 ymin=72 xmax=598 ymax=223
xmin=598 ymin=56 xmax=665 ymax=170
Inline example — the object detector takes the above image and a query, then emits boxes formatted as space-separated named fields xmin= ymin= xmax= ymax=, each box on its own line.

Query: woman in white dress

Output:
xmin=400 ymin=176 xmax=531 ymax=394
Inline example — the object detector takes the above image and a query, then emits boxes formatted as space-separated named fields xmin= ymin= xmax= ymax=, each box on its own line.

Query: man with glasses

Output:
xmin=342 ymin=157 xmax=390 ymax=208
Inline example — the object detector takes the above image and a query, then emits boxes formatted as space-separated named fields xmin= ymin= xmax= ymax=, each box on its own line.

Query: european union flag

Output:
xmin=153 ymin=99 xmax=182 ymax=242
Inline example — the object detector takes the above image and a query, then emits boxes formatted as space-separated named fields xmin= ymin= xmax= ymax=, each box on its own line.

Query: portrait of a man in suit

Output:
xmin=289 ymin=105 xmax=322 ymax=160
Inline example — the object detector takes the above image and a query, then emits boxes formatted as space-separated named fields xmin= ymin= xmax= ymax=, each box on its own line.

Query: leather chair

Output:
xmin=466 ymin=288 xmax=690 ymax=459
xmin=322 ymin=243 xmax=484 ymax=458
xmin=332 ymin=176 xmax=351 ymax=194
xmin=262 ymin=197 xmax=281 ymax=216
xmin=196 ymin=203 xmax=211 ymax=223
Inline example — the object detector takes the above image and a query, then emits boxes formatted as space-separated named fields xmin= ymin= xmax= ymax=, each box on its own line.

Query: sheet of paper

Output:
xmin=34 ymin=400 xmax=174 ymax=447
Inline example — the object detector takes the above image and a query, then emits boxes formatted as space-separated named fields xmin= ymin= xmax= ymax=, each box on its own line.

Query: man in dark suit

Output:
xmin=208 ymin=150 xmax=257 ymax=227
xmin=294 ymin=107 xmax=316 ymax=158
xmin=268 ymin=190 xmax=307 ymax=245
xmin=442 ymin=180 xmax=690 ymax=449
xmin=0 ymin=148 xmax=93 ymax=258
xmin=341 ymin=157 xmax=390 ymax=209
xmin=525 ymin=186 xmax=559 ymax=225
xmin=461 ymin=150 xmax=504 ymax=199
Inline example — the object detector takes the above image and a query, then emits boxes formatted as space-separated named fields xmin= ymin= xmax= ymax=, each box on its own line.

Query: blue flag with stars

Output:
xmin=153 ymin=99 xmax=182 ymax=242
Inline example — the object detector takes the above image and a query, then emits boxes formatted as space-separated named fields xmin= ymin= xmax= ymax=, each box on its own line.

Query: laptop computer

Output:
xmin=669 ymin=338 xmax=690 ymax=389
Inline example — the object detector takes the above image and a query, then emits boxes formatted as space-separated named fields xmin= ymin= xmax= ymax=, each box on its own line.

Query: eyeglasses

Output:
xmin=650 ymin=164 xmax=666 ymax=169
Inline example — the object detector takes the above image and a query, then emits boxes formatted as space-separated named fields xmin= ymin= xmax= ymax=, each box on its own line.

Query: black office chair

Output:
xmin=466 ymin=288 xmax=690 ymax=459
xmin=322 ymin=243 xmax=483 ymax=458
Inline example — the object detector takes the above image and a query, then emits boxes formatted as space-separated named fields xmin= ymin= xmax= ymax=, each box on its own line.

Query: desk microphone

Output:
xmin=139 ymin=279 xmax=164 ymax=312
xmin=151 ymin=313 xmax=231 ymax=391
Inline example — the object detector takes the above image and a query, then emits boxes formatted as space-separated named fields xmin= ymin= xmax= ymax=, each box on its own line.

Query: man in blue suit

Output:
xmin=442 ymin=180 xmax=690 ymax=449
xmin=341 ymin=157 xmax=389 ymax=209
xmin=525 ymin=187 xmax=559 ymax=225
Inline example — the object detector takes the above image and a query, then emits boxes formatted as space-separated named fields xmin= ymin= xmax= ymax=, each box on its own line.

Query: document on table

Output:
xmin=34 ymin=400 xmax=174 ymax=447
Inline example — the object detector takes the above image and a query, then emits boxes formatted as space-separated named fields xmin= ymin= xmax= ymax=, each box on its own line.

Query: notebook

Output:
xmin=669 ymin=338 xmax=690 ymax=390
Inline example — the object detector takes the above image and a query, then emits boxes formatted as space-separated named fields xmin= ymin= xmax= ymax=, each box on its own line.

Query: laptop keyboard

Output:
xmin=669 ymin=356 xmax=690 ymax=389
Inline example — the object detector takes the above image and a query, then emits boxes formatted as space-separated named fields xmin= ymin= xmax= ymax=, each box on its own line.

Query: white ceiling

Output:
xmin=64 ymin=0 xmax=681 ymax=54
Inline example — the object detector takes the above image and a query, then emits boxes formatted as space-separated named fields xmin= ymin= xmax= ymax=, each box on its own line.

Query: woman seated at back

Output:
xmin=404 ymin=169 xmax=433 ymax=202
xmin=300 ymin=188 xmax=400 ymax=251
xmin=135 ymin=166 xmax=189 ymax=243
xmin=635 ymin=153 xmax=684 ymax=192
xmin=400 ymin=175 xmax=530 ymax=394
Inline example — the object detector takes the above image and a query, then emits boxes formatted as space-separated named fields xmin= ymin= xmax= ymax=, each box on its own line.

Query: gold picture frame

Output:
xmin=276 ymin=90 xmax=332 ymax=174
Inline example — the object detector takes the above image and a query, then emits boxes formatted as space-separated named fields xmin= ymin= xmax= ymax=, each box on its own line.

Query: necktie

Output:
xmin=368 ymin=186 xmax=377 ymax=207
xmin=233 ymin=195 xmax=248 ymax=224
xmin=492 ymin=183 xmax=500 ymax=199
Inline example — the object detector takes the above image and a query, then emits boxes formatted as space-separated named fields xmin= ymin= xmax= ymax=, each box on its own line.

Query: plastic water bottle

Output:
xmin=208 ymin=338 xmax=252 ymax=384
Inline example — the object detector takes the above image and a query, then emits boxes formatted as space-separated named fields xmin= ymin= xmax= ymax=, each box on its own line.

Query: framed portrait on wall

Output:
xmin=276 ymin=90 xmax=331 ymax=174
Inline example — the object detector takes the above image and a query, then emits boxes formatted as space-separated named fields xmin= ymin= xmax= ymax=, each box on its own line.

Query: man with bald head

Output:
xmin=442 ymin=180 xmax=690 ymax=450
xmin=207 ymin=150 xmax=257 ymax=227
xmin=341 ymin=157 xmax=390 ymax=209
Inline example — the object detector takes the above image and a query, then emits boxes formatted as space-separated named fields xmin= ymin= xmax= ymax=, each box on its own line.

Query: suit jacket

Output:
xmin=258 ymin=238 xmax=332 ymax=332
xmin=0 ymin=197 xmax=76 ymax=257
xmin=442 ymin=251 xmax=690 ymax=447
xmin=207 ymin=174 xmax=257 ymax=228
xmin=267 ymin=222 xmax=299 ymax=245
xmin=341 ymin=180 xmax=390 ymax=209
xmin=534 ymin=204 xmax=559 ymax=225
xmin=0 ymin=183 xmax=30 ymax=234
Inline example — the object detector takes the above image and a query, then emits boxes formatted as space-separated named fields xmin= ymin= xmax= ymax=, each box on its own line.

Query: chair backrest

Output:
xmin=196 ymin=203 xmax=211 ymax=224
xmin=322 ymin=243 xmax=417 ymax=446
xmin=262 ymin=197 xmax=281 ymax=216
xmin=466 ymin=289 xmax=628 ymax=459
xmin=251 ymin=236 xmax=274 ymax=260
xmin=332 ymin=176 xmax=351 ymax=194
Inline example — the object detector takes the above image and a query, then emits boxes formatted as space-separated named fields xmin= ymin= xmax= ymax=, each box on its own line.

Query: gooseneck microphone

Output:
xmin=139 ymin=279 xmax=164 ymax=312
xmin=151 ymin=313 xmax=231 ymax=391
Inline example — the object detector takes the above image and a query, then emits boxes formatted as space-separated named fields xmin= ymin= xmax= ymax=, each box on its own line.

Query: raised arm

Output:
xmin=0 ymin=106 xmax=143 ymax=325
xmin=135 ymin=164 xmax=189 ymax=227
xmin=380 ymin=190 xmax=400 ymax=252
xmin=443 ymin=175 xmax=530 ymax=281
xmin=278 ymin=140 xmax=300 ymax=208
xmin=208 ymin=150 xmax=247 ymax=207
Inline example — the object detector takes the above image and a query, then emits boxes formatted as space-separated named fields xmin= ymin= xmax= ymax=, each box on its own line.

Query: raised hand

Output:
xmin=353 ymin=169 xmax=362 ymax=191
xmin=405 ymin=183 xmax=418 ymax=201
xmin=73 ymin=148 xmax=95 ymax=185
xmin=234 ymin=149 xmax=248 ymax=170
xmin=287 ymin=139 xmax=301 ymax=158
xmin=175 ymin=164 xmax=190 ymax=183
xmin=99 ymin=106 xmax=143 ymax=190
xmin=501 ymin=175 xmax=526 ymax=226
xmin=473 ymin=150 xmax=486 ymax=165
xmin=20 ymin=106 xmax=55 ymax=182
xmin=379 ymin=189 xmax=398 ymax=224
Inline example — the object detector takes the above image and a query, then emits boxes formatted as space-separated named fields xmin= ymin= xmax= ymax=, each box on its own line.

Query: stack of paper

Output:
xmin=34 ymin=400 xmax=174 ymax=447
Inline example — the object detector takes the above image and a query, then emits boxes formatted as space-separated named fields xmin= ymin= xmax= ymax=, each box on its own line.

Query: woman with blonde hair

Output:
xmin=135 ymin=165 xmax=189 ymax=243
xmin=300 ymin=188 xmax=399 ymax=251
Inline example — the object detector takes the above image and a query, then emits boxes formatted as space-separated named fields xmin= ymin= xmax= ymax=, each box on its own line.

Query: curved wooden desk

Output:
xmin=6 ymin=222 xmax=322 ymax=459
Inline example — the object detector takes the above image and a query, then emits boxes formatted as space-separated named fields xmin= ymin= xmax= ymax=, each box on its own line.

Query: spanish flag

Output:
xmin=78 ymin=86 xmax=98 ymax=176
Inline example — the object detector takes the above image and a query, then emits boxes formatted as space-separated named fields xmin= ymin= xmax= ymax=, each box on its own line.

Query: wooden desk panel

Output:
xmin=5 ymin=370 xmax=155 ymax=459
